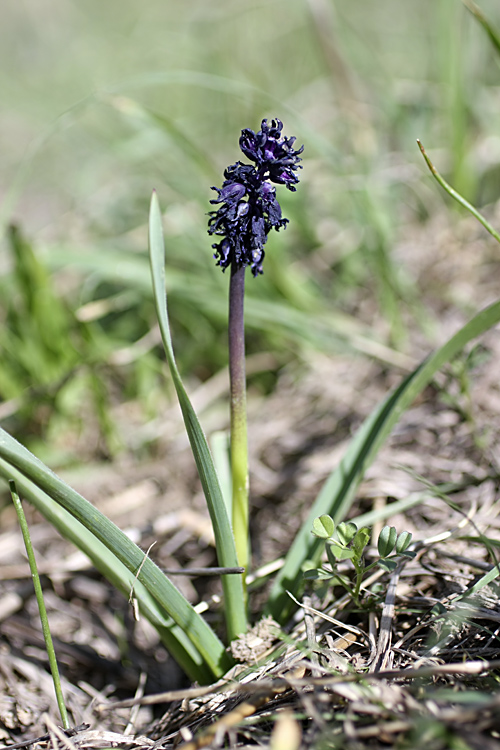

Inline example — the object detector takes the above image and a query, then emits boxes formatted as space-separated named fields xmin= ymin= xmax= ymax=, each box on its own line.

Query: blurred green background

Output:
xmin=1 ymin=0 xmax=500 ymax=463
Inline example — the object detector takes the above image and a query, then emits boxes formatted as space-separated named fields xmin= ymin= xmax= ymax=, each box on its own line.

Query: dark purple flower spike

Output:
xmin=208 ymin=118 xmax=303 ymax=276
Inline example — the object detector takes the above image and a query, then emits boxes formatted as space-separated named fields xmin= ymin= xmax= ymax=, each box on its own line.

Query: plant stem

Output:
xmin=228 ymin=264 xmax=249 ymax=579
xmin=417 ymin=140 xmax=500 ymax=244
xmin=150 ymin=192 xmax=246 ymax=647
xmin=463 ymin=0 xmax=500 ymax=56
xmin=352 ymin=561 xmax=364 ymax=606
xmin=9 ymin=480 xmax=70 ymax=729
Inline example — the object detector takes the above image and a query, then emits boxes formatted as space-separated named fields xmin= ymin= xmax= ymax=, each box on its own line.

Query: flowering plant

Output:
xmin=207 ymin=119 xmax=303 ymax=581
xmin=1 ymin=119 xmax=500 ymax=687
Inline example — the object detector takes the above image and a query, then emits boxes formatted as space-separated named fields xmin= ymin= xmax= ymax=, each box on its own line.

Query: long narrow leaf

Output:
xmin=149 ymin=191 xmax=246 ymax=640
xmin=0 ymin=428 xmax=231 ymax=680
xmin=455 ymin=566 xmax=500 ymax=599
xmin=463 ymin=0 xmax=500 ymax=57
xmin=417 ymin=140 xmax=500 ymax=244
xmin=267 ymin=299 xmax=500 ymax=622
xmin=10 ymin=479 xmax=70 ymax=728
xmin=0 ymin=459 xmax=214 ymax=683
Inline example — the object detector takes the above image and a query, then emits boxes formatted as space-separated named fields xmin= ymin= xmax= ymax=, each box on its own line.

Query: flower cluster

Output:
xmin=208 ymin=119 xmax=303 ymax=276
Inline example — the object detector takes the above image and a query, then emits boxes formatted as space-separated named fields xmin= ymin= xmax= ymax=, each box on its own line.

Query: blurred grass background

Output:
xmin=1 ymin=0 xmax=500 ymax=465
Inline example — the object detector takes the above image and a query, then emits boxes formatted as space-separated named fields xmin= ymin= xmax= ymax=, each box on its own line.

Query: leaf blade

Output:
xmin=267 ymin=299 xmax=500 ymax=623
xmin=0 ymin=428 xmax=230 ymax=680
xmin=148 ymin=192 xmax=246 ymax=640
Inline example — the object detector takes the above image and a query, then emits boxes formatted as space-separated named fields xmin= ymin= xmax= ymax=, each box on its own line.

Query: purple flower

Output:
xmin=240 ymin=118 xmax=304 ymax=191
xmin=208 ymin=119 xmax=303 ymax=276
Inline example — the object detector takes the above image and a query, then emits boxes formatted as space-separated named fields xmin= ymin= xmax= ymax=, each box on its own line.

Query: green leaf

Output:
xmin=148 ymin=192 xmax=246 ymax=641
xmin=336 ymin=521 xmax=358 ymax=545
xmin=325 ymin=544 xmax=338 ymax=569
xmin=377 ymin=526 xmax=397 ymax=557
xmin=312 ymin=514 xmax=335 ymax=539
xmin=426 ymin=688 xmax=493 ymax=705
xmin=400 ymin=550 xmax=416 ymax=559
xmin=453 ymin=563 xmax=500 ymax=601
xmin=463 ymin=0 xmax=500 ymax=60
xmin=377 ymin=559 xmax=397 ymax=572
xmin=0 ymin=431 xmax=229 ymax=682
xmin=352 ymin=527 xmax=371 ymax=556
xmin=267 ymin=298 xmax=500 ymax=623
xmin=9 ymin=480 xmax=70 ymax=729
xmin=303 ymin=568 xmax=332 ymax=581
xmin=418 ymin=139 xmax=500 ymax=245
xmin=430 ymin=602 xmax=447 ymax=617
xmin=327 ymin=541 xmax=355 ymax=561
xmin=396 ymin=530 xmax=413 ymax=554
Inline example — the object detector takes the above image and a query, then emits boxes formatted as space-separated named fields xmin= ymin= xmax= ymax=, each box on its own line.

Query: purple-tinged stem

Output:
xmin=228 ymin=263 xmax=249 ymax=579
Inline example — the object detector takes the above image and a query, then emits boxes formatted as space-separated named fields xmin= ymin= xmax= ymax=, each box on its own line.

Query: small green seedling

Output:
xmin=304 ymin=515 xmax=415 ymax=606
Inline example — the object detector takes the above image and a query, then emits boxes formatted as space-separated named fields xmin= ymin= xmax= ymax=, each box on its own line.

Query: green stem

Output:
xmin=229 ymin=264 xmax=249 ymax=579
xmin=352 ymin=561 xmax=365 ymax=606
xmin=440 ymin=0 xmax=469 ymax=195
xmin=9 ymin=480 xmax=70 ymax=729
xmin=463 ymin=0 xmax=500 ymax=56
xmin=417 ymin=140 xmax=500 ymax=244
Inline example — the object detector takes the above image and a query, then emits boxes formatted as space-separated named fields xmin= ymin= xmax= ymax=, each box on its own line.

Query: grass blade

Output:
xmin=0 ymin=429 xmax=231 ymax=681
xmin=455 ymin=566 xmax=500 ymax=599
xmin=10 ymin=480 xmax=70 ymax=728
xmin=148 ymin=191 xmax=247 ymax=640
xmin=0 ymin=460 xmax=214 ymax=683
xmin=463 ymin=0 xmax=500 ymax=57
xmin=267 ymin=298 xmax=500 ymax=622
xmin=417 ymin=140 xmax=500 ymax=244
